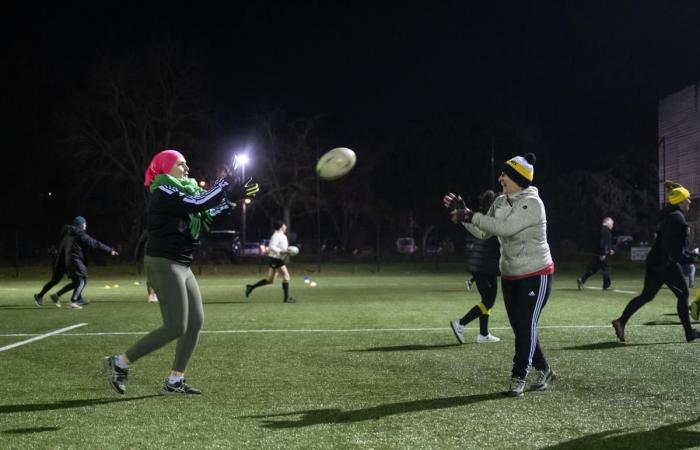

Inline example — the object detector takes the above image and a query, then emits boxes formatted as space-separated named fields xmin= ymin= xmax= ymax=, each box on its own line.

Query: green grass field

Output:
xmin=2 ymin=264 xmax=699 ymax=449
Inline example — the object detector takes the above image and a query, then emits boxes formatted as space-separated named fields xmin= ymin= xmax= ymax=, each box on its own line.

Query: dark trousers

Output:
xmin=37 ymin=269 xmax=64 ymax=297
xmin=69 ymin=276 xmax=87 ymax=302
xmin=502 ymin=274 xmax=552 ymax=379
xmin=581 ymin=257 xmax=611 ymax=289
xmin=460 ymin=272 xmax=498 ymax=335
xmin=618 ymin=263 xmax=692 ymax=334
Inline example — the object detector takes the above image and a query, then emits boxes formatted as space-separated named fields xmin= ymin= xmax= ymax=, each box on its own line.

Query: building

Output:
xmin=658 ymin=81 xmax=700 ymax=242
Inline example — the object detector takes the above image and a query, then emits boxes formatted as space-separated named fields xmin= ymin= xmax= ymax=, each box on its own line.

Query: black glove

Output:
xmin=228 ymin=177 xmax=260 ymax=200
xmin=450 ymin=208 xmax=474 ymax=224
xmin=443 ymin=193 xmax=466 ymax=210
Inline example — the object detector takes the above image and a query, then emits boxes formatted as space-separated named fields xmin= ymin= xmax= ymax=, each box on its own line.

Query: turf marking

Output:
xmin=584 ymin=286 xmax=637 ymax=294
xmin=0 ymin=323 xmax=87 ymax=352
xmin=0 ymin=323 xmax=640 ymax=338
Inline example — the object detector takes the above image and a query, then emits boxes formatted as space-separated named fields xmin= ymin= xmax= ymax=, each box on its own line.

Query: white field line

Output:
xmin=584 ymin=286 xmax=637 ymax=294
xmin=0 ymin=323 xmax=87 ymax=352
xmin=0 ymin=323 xmax=639 ymax=338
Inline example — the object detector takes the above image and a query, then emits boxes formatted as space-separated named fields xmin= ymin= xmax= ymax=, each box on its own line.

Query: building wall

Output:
xmin=658 ymin=82 xmax=700 ymax=244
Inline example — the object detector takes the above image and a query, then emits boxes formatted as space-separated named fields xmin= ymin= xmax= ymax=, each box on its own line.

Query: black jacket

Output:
xmin=57 ymin=225 xmax=113 ymax=278
xmin=597 ymin=226 xmax=613 ymax=256
xmin=145 ymin=184 xmax=227 ymax=266
xmin=646 ymin=204 xmax=695 ymax=269
xmin=464 ymin=236 xmax=500 ymax=276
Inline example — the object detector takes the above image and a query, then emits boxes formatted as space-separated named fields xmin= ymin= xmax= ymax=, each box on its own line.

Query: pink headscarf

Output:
xmin=144 ymin=150 xmax=184 ymax=187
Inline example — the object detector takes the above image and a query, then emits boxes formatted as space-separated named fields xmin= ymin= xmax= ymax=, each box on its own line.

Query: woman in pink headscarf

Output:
xmin=103 ymin=149 xmax=259 ymax=396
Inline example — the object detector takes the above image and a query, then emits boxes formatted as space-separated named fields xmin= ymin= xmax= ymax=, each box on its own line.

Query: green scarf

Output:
xmin=149 ymin=174 xmax=213 ymax=240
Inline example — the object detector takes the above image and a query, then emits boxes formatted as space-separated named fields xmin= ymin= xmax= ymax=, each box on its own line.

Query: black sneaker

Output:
xmin=162 ymin=378 xmax=202 ymax=395
xmin=686 ymin=329 xmax=700 ymax=343
xmin=245 ymin=285 xmax=253 ymax=298
xmin=283 ymin=297 xmax=296 ymax=303
xmin=50 ymin=294 xmax=61 ymax=307
xmin=103 ymin=356 xmax=128 ymax=395
xmin=34 ymin=294 xmax=43 ymax=307
xmin=612 ymin=319 xmax=625 ymax=342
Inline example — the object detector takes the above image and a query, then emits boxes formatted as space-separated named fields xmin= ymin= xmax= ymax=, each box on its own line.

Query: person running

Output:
xmin=34 ymin=223 xmax=74 ymax=307
xmin=245 ymin=220 xmax=296 ymax=303
xmin=577 ymin=217 xmax=615 ymax=291
xmin=35 ymin=216 xmax=118 ymax=309
xmin=444 ymin=153 xmax=555 ymax=397
xmin=612 ymin=181 xmax=700 ymax=343
xmin=135 ymin=229 xmax=158 ymax=303
xmin=450 ymin=189 xmax=501 ymax=344
xmin=103 ymin=149 xmax=258 ymax=396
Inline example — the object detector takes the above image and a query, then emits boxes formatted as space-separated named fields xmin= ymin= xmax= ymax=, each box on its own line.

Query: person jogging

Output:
xmin=103 ymin=149 xmax=258 ymax=396
xmin=612 ymin=181 xmax=700 ymax=343
xmin=245 ymin=220 xmax=296 ymax=303
xmin=444 ymin=153 xmax=555 ymax=397
xmin=35 ymin=216 xmax=118 ymax=309
xmin=577 ymin=217 xmax=615 ymax=291
xmin=449 ymin=189 xmax=501 ymax=344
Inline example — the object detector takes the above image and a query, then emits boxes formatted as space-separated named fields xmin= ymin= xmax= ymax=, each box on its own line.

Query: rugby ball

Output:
xmin=316 ymin=147 xmax=356 ymax=180
xmin=287 ymin=245 xmax=299 ymax=256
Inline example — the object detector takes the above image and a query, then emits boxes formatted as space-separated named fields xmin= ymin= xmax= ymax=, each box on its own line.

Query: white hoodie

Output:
xmin=464 ymin=186 xmax=552 ymax=277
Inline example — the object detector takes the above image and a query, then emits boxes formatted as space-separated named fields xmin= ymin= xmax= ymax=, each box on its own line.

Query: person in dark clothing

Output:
xmin=450 ymin=189 xmax=501 ymax=344
xmin=34 ymin=217 xmax=118 ymax=309
xmin=135 ymin=230 xmax=158 ymax=303
xmin=34 ymin=224 xmax=74 ymax=307
xmin=612 ymin=181 xmax=700 ymax=343
xmin=103 ymin=149 xmax=258 ymax=396
xmin=577 ymin=217 xmax=615 ymax=291
xmin=682 ymin=227 xmax=697 ymax=290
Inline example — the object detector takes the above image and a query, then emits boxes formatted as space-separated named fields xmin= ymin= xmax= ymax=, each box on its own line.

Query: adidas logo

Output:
xmin=528 ymin=291 xmax=536 ymax=297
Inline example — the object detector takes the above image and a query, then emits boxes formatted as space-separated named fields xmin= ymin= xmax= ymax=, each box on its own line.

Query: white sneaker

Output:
xmin=476 ymin=333 xmax=500 ymax=343
xmin=450 ymin=320 xmax=465 ymax=344
xmin=147 ymin=293 xmax=159 ymax=303
xmin=67 ymin=302 xmax=83 ymax=309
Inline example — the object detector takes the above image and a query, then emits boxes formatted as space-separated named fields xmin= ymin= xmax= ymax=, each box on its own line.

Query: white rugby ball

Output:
xmin=316 ymin=147 xmax=356 ymax=180
xmin=287 ymin=245 xmax=299 ymax=256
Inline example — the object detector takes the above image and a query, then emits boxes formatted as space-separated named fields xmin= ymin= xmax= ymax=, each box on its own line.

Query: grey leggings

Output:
xmin=125 ymin=256 xmax=204 ymax=372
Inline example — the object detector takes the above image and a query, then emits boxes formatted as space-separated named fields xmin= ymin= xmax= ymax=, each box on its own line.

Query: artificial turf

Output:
xmin=1 ymin=263 xmax=699 ymax=449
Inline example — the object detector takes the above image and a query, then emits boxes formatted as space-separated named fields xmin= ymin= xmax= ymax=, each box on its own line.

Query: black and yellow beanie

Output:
xmin=665 ymin=180 xmax=691 ymax=205
xmin=503 ymin=153 xmax=536 ymax=188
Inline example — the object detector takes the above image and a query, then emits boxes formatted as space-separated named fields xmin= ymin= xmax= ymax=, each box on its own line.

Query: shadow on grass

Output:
xmin=562 ymin=341 xmax=678 ymax=350
xmin=541 ymin=416 xmax=700 ymax=449
xmin=0 ymin=395 xmax=159 ymax=414
xmin=3 ymin=426 xmax=61 ymax=434
xmin=348 ymin=343 xmax=461 ymax=352
xmin=242 ymin=392 xmax=504 ymax=428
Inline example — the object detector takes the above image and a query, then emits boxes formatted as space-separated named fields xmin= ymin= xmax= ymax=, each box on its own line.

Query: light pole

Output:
xmin=237 ymin=153 xmax=250 ymax=245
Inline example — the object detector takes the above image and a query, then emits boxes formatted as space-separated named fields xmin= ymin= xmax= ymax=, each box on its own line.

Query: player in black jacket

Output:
xmin=103 ymin=149 xmax=258 ymax=396
xmin=577 ymin=217 xmax=615 ymax=291
xmin=450 ymin=190 xmax=501 ymax=344
xmin=612 ymin=181 xmax=700 ymax=343
xmin=34 ymin=216 xmax=118 ymax=308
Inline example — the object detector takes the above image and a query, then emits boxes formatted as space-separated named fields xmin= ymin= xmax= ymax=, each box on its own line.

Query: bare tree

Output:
xmin=251 ymin=110 xmax=323 ymax=235
xmin=64 ymin=45 xmax=210 ymax=246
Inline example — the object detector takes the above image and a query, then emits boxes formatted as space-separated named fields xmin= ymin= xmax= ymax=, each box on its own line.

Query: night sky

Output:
xmin=4 ymin=1 xmax=700 ymax=242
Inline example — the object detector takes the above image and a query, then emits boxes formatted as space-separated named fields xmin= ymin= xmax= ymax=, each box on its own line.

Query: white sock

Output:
xmin=168 ymin=375 xmax=184 ymax=385
xmin=115 ymin=355 xmax=129 ymax=369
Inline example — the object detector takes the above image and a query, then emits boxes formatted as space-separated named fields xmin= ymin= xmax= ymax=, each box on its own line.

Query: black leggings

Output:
xmin=618 ymin=263 xmax=691 ymax=334
xmin=459 ymin=272 xmax=498 ymax=335
xmin=502 ymin=274 xmax=552 ymax=379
